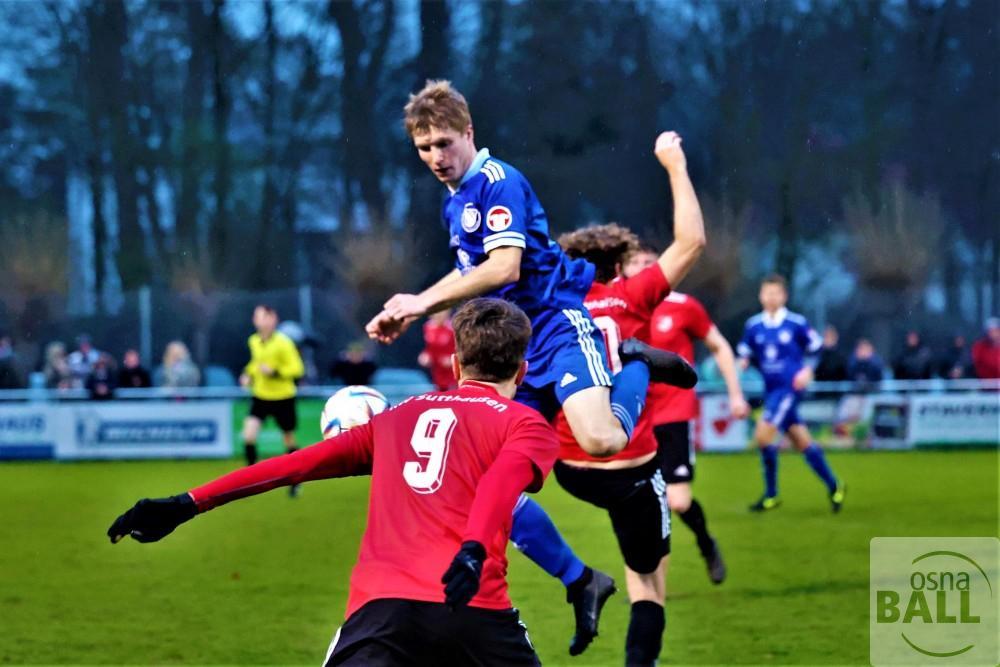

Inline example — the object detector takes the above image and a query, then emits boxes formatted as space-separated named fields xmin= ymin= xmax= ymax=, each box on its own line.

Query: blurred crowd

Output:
xmin=812 ymin=318 xmax=1000 ymax=389
xmin=0 ymin=316 xmax=997 ymax=398
xmin=32 ymin=335 xmax=201 ymax=399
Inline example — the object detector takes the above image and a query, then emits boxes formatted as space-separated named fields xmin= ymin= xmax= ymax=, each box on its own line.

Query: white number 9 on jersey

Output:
xmin=403 ymin=408 xmax=457 ymax=494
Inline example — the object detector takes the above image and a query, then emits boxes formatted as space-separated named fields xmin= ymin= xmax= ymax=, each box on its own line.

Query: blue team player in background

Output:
xmin=737 ymin=275 xmax=846 ymax=513
xmin=366 ymin=80 xmax=699 ymax=655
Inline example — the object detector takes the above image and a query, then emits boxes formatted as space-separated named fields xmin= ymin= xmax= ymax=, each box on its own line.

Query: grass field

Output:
xmin=1 ymin=448 xmax=997 ymax=665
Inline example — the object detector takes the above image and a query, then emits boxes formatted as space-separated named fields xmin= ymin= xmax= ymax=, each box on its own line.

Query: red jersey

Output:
xmin=645 ymin=292 xmax=713 ymax=424
xmin=421 ymin=320 xmax=457 ymax=390
xmin=554 ymin=264 xmax=671 ymax=462
xmin=189 ymin=381 xmax=557 ymax=618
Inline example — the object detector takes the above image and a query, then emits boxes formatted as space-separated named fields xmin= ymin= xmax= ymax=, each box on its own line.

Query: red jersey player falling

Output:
xmin=549 ymin=131 xmax=708 ymax=667
xmin=108 ymin=298 xmax=557 ymax=667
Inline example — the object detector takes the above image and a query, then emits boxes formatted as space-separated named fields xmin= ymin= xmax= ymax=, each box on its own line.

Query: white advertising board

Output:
xmin=0 ymin=403 xmax=59 ymax=459
xmin=907 ymin=394 xmax=999 ymax=447
xmin=697 ymin=394 xmax=749 ymax=451
xmin=53 ymin=400 xmax=233 ymax=460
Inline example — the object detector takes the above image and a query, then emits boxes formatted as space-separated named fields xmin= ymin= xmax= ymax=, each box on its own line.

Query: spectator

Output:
xmin=0 ymin=335 xmax=22 ymax=389
xmin=814 ymin=325 xmax=848 ymax=383
xmin=329 ymin=341 xmax=378 ymax=386
xmin=936 ymin=334 xmax=974 ymax=379
xmin=117 ymin=348 xmax=152 ymax=389
xmin=86 ymin=353 xmax=117 ymax=400
xmin=67 ymin=334 xmax=101 ymax=388
xmin=892 ymin=330 xmax=933 ymax=380
xmin=847 ymin=338 xmax=885 ymax=391
xmin=42 ymin=341 xmax=73 ymax=389
xmin=971 ymin=317 xmax=1000 ymax=380
xmin=418 ymin=310 xmax=456 ymax=391
xmin=160 ymin=341 xmax=201 ymax=388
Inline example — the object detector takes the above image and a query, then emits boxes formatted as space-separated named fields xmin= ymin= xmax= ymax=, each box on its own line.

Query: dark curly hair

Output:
xmin=558 ymin=223 xmax=641 ymax=283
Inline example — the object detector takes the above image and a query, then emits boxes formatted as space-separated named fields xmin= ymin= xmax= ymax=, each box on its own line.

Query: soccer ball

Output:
xmin=320 ymin=385 xmax=390 ymax=438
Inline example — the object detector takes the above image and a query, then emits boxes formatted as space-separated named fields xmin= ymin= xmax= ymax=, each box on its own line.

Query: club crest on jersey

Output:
xmin=486 ymin=206 xmax=513 ymax=232
xmin=461 ymin=203 xmax=481 ymax=232
xmin=656 ymin=316 xmax=674 ymax=333
xmin=778 ymin=330 xmax=792 ymax=344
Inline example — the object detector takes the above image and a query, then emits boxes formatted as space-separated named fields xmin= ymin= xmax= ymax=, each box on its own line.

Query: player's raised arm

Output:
xmin=703 ymin=325 xmax=750 ymax=419
xmin=107 ymin=424 xmax=376 ymax=544
xmin=653 ymin=132 xmax=706 ymax=288
xmin=367 ymin=252 xmax=524 ymax=344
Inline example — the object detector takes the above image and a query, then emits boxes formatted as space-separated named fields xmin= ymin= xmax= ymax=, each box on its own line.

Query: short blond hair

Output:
xmin=403 ymin=80 xmax=472 ymax=137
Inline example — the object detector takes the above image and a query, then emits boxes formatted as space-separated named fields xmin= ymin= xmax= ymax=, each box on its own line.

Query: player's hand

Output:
xmin=442 ymin=540 xmax=486 ymax=610
xmin=654 ymin=131 xmax=686 ymax=173
xmin=258 ymin=363 xmax=274 ymax=377
xmin=107 ymin=494 xmax=198 ymax=544
xmin=383 ymin=293 xmax=430 ymax=321
xmin=239 ymin=373 xmax=250 ymax=387
xmin=365 ymin=310 xmax=415 ymax=345
xmin=729 ymin=394 xmax=751 ymax=419
xmin=793 ymin=367 xmax=814 ymax=391
xmin=738 ymin=358 xmax=750 ymax=372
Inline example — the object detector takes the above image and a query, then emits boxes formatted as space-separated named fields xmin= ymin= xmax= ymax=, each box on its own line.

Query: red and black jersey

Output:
xmin=189 ymin=381 xmax=558 ymax=618
xmin=645 ymin=292 xmax=713 ymax=424
xmin=554 ymin=264 xmax=671 ymax=463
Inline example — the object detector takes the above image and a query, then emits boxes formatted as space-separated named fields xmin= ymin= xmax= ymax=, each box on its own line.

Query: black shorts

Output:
xmin=324 ymin=598 xmax=539 ymax=667
xmin=654 ymin=421 xmax=695 ymax=483
xmin=249 ymin=397 xmax=297 ymax=432
xmin=553 ymin=458 xmax=670 ymax=574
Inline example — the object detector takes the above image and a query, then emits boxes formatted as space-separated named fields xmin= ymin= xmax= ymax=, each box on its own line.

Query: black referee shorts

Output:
xmin=553 ymin=458 xmax=670 ymax=574
xmin=654 ymin=421 xmax=695 ymax=484
xmin=324 ymin=598 xmax=539 ymax=667
xmin=248 ymin=396 xmax=297 ymax=433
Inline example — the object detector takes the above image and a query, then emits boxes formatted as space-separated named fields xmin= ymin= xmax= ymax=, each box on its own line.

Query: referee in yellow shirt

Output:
xmin=239 ymin=304 xmax=304 ymax=477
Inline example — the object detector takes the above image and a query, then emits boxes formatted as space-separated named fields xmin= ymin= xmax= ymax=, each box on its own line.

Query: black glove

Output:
xmin=441 ymin=541 xmax=487 ymax=610
xmin=107 ymin=494 xmax=198 ymax=544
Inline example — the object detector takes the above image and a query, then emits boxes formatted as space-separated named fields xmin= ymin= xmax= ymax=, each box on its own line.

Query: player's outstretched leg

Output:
xmin=749 ymin=443 xmax=781 ymax=512
xmin=510 ymin=496 xmax=617 ymax=655
xmin=677 ymin=498 xmax=725 ymax=584
xmin=285 ymin=439 xmax=300 ymax=498
xmin=749 ymin=417 xmax=781 ymax=512
xmin=789 ymin=425 xmax=845 ymax=512
xmin=620 ymin=338 xmax=698 ymax=388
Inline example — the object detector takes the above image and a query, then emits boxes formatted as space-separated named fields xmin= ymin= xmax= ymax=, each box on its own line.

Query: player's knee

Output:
xmin=668 ymin=495 xmax=690 ymax=513
xmin=577 ymin=429 xmax=626 ymax=458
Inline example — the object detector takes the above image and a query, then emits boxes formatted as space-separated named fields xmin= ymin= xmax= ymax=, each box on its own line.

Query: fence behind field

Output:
xmin=0 ymin=379 xmax=996 ymax=461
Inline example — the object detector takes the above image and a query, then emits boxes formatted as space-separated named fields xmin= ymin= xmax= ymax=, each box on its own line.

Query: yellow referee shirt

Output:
xmin=243 ymin=331 xmax=304 ymax=400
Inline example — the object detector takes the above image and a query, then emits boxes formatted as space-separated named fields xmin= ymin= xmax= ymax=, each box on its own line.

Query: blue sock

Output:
xmin=760 ymin=445 xmax=779 ymax=498
xmin=803 ymin=444 xmax=838 ymax=493
xmin=609 ymin=361 xmax=650 ymax=439
xmin=510 ymin=495 xmax=586 ymax=587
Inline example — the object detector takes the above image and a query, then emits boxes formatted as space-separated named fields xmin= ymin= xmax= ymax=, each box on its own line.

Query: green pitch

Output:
xmin=1 ymin=449 xmax=996 ymax=665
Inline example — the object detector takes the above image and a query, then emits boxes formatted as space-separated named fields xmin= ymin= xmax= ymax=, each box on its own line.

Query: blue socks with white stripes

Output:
xmin=803 ymin=443 xmax=838 ymax=493
xmin=510 ymin=495 xmax=586 ymax=587
xmin=760 ymin=444 xmax=779 ymax=498
xmin=609 ymin=361 xmax=650 ymax=440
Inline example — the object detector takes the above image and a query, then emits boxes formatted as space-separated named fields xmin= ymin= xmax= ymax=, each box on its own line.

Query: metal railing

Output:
xmin=0 ymin=379 xmax=996 ymax=403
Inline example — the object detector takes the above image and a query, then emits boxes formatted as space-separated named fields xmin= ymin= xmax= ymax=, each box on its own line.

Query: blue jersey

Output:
xmin=442 ymin=148 xmax=595 ymax=314
xmin=737 ymin=308 xmax=822 ymax=392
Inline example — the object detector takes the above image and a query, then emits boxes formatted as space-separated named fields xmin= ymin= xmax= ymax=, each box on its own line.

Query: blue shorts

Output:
xmin=762 ymin=388 xmax=803 ymax=433
xmin=514 ymin=307 xmax=613 ymax=421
